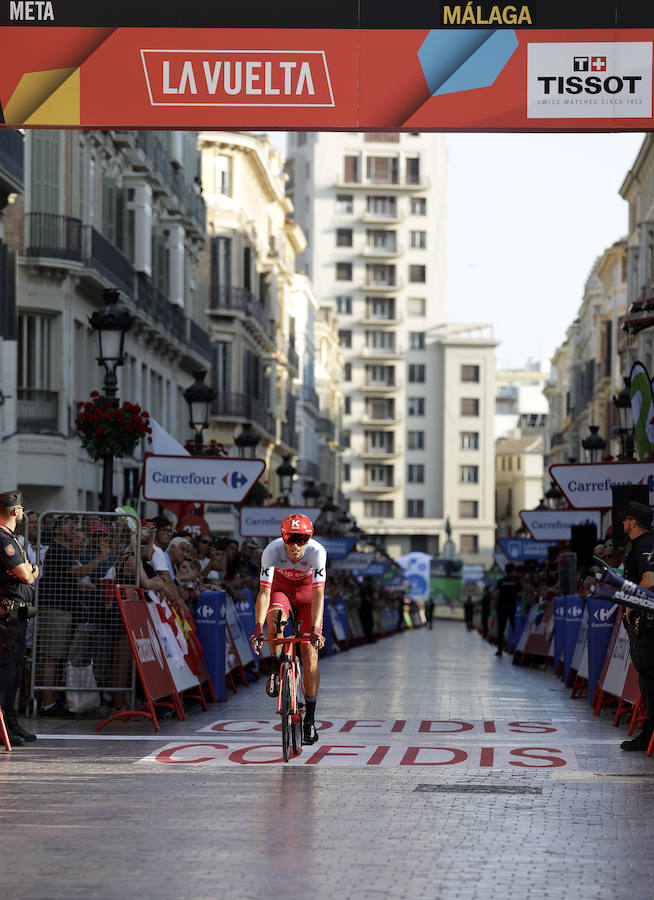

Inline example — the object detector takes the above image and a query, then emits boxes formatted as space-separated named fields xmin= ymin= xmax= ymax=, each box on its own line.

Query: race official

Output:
xmin=0 ymin=491 xmax=38 ymax=745
xmin=620 ymin=501 xmax=654 ymax=752
xmin=494 ymin=563 xmax=522 ymax=657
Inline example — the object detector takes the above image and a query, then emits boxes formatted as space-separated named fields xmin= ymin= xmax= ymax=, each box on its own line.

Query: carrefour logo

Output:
xmin=527 ymin=42 xmax=652 ymax=119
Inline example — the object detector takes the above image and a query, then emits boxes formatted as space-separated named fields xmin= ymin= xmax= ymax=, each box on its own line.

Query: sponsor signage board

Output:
xmin=520 ymin=508 xmax=602 ymax=540
xmin=313 ymin=536 xmax=357 ymax=559
xmin=2 ymin=10 xmax=654 ymax=131
xmin=498 ymin=538 xmax=558 ymax=561
xmin=331 ymin=552 xmax=375 ymax=573
xmin=550 ymin=461 xmax=654 ymax=508
xmin=239 ymin=506 xmax=322 ymax=537
xmin=142 ymin=454 xmax=265 ymax=503
xmin=361 ymin=561 xmax=389 ymax=577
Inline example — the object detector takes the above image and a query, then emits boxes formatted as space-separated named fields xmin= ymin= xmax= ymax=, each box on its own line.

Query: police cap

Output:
xmin=619 ymin=501 xmax=653 ymax=527
xmin=0 ymin=490 xmax=23 ymax=510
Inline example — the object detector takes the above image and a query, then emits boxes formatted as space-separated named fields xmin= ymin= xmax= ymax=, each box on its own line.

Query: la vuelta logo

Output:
xmin=140 ymin=49 xmax=335 ymax=107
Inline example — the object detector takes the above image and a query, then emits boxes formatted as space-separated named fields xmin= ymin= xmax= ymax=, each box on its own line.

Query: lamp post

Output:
xmin=234 ymin=422 xmax=259 ymax=458
xmin=183 ymin=370 xmax=216 ymax=454
xmin=321 ymin=496 xmax=339 ymax=534
xmin=545 ymin=481 xmax=563 ymax=509
xmin=612 ymin=377 xmax=635 ymax=460
xmin=581 ymin=425 xmax=606 ymax=463
xmin=302 ymin=480 xmax=321 ymax=505
xmin=89 ymin=288 xmax=133 ymax=511
xmin=276 ymin=455 xmax=296 ymax=504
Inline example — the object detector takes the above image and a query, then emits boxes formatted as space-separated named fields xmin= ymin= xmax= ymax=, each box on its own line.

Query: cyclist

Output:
xmin=250 ymin=513 xmax=326 ymax=745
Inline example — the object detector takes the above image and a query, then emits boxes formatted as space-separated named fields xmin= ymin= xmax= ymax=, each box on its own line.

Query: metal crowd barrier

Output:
xmin=28 ymin=510 xmax=141 ymax=716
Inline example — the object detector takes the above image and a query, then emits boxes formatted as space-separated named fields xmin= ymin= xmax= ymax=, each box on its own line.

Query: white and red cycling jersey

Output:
xmin=259 ymin=537 xmax=327 ymax=592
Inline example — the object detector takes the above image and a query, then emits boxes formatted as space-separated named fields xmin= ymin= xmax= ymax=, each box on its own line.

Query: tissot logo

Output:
xmin=141 ymin=49 xmax=335 ymax=108
xmin=527 ymin=42 xmax=652 ymax=119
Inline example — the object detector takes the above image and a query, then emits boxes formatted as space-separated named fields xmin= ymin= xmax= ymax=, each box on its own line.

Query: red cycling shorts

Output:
xmin=268 ymin=578 xmax=318 ymax=636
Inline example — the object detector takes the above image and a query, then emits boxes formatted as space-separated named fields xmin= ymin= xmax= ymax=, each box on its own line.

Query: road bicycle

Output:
xmin=262 ymin=609 xmax=307 ymax=762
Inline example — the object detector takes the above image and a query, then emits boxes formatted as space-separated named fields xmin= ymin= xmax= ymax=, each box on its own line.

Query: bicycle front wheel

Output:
xmin=291 ymin=661 xmax=303 ymax=755
xmin=280 ymin=667 xmax=292 ymax=762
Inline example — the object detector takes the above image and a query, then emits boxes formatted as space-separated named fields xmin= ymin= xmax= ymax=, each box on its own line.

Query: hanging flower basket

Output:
xmin=75 ymin=391 xmax=152 ymax=460
xmin=183 ymin=438 xmax=228 ymax=457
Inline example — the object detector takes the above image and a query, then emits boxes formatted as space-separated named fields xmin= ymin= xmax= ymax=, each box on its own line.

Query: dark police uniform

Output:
xmin=623 ymin=529 xmax=654 ymax=734
xmin=0 ymin=523 xmax=34 ymax=726
xmin=495 ymin=569 xmax=521 ymax=654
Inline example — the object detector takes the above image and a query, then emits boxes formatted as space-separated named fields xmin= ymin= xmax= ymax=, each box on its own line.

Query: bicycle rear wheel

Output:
xmin=291 ymin=661 xmax=303 ymax=755
xmin=280 ymin=667 xmax=292 ymax=762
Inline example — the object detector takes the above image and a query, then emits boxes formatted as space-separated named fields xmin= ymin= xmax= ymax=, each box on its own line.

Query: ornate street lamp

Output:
xmin=545 ymin=480 xmax=563 ymax=509
xmin=276 ymin=455 xmax=296 ymax=503
xmin=234 ymin=422 xmax=259 ymax=458
xmin=321 ymin=496 xmax=339 ymax=532
xmin=612 ymin=377 xmax=635 ymax=460
xmin=183 ymin=370 xmax=217 ymax=453
xmin=89 ymin=289 xmax=133 ymax=510
xmin=581 ymin=425 xmax=606 ymax=463
xmin=302 ymin=480 xmax=321 ymax=504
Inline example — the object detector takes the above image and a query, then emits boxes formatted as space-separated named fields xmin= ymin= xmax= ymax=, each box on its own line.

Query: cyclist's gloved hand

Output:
xmin=309 ymin=625 xmax=324 ymax=649
xmin=250 ymin=623 xmax=264 ymax=654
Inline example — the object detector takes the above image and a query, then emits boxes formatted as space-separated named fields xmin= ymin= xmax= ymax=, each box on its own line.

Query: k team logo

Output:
xmin=527 ymin=42 xmax=652 ymax=119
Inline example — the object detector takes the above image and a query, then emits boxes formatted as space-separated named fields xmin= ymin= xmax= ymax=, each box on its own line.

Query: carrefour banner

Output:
xmin=550 ymin=461 xmax=654 ymax=509
xmin=1 ymin=10 xmax=653 ymax=129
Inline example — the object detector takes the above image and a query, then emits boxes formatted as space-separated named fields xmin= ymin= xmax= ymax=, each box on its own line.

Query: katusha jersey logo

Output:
xmin=141 ymin=49 xmax=335 ymax=108
xmin=527 ymin=42 xmax=652 ymax=119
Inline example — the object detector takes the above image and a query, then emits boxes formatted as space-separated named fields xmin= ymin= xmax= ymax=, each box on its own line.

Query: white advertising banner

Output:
xmin=143 ymin=454 xmax=265 ymax=503
xmin=331 ymin=552 xmax=375 ymax=573
xmin=520 ymin=508 xmax=602 ymax=541
xmin=239 ymin=506 xmax=323 ymax=537
xmin=550 ymin=461 xmax=654 ymax=509
xmin=601 ymin=621 xmax=632 ymax=699
xmin=146 ymin=592 xmax=200 ymax=694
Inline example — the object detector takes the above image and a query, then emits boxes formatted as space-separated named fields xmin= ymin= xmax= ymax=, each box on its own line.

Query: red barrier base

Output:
xmin=0 ymin=707 xmax=11 ymax=751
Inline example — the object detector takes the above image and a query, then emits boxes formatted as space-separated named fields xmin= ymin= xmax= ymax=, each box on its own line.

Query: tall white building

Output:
xmin=287 ymin=133 xmax=495 ymax=563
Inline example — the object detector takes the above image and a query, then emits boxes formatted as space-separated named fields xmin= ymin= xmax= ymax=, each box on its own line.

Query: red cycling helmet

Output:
xmin=280 ymin=514 xmax=314 ymax=543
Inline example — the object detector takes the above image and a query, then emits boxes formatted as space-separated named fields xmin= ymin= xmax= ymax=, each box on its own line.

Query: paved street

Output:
xmin=2 ymin=620 xmax=654 ymax=900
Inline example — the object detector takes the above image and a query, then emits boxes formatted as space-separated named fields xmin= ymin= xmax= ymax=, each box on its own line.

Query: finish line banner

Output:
xmin=1 ymin=14 xmax=653 ymax=129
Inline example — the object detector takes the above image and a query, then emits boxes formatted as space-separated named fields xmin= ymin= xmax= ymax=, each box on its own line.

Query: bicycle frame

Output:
xmin=261 ymin=609 xmax=310 ymax=759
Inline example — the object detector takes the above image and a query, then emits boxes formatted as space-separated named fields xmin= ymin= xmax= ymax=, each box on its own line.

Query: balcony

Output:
xmin=360 ymin=481 xmax=397 ymax=492
xmin=362 ymin=380 xmax=402 ymax=392
xmin=337 ymin=177 xmax=431 ymax=193
xmin=0 ymin=130 xmax=24 ymax=193
xmin=212 ymin=391 xmax=275 ymax=436
xmin=134 ymin=131 xmax=206 ymax=229
xmin=360 ymin=315 xmax=402 ymax=327
xmin=361 ymin=346 xmax=404 ymax=359
xmin=87 ymin=226 xmax=135 ymax=297
xmin=359 ymin=446 xmax=402 ymax=459
xmin=362 ymin=244 xmax=403 ymax=259
xmin=360 ymin=211 xmax=405 ymax=225
xmin=189 ymin=319 xmax=211 ymax=360
xmin=359 ymin=415 xmax=402 ymax=426
xmin=0 ymin=242 xmax=17 ymax=340
xmin=363 ymin=279 xmax=404 ymax=293
xmin=280 ymin=421 xmax=298 ymax=449
xmin=316 ymin=416 xmax=336 ymax=438
xmin=209 ymin=285 xmax=276 ymax=344
xmin=300 ymin=384 xmax=320 ymax=410
xmin=25 ymin=214 xmax=83 ymax=263
xmin=286 ymin=341 xmax=299 ymax=372
xmin=299 ymin=458 xmax=321 ymax=481
xmin=16 ymin=388 xmax=58 ymax=432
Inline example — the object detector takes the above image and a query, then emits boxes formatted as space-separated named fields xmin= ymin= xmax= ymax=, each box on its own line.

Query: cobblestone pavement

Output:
xmin=3 ymin=621 xmax=654 ymax=899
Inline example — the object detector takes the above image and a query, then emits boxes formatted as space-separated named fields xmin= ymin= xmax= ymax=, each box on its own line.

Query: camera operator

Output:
xmin=0 ymin=490 xmax=38 ymax=745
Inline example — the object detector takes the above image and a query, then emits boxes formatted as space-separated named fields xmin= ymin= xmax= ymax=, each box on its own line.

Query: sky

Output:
xmin=265 ymin=130 xmax=645 ymax=371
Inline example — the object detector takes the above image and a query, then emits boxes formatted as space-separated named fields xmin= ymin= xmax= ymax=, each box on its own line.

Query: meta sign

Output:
xmin=520 ymin=509 xmax=602 ymax=541
xmin=143 ymin=454 xmax=265 ymax=503
xmin=550 ymin=461 xmax=654 ymax=509
xmin=498 ymin=538 xmax=557 ymax=562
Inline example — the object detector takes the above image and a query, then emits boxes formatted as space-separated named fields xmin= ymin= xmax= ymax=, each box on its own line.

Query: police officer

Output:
xmin=0 ymin=490 xmax=38 ymax=746
xmin=619 ymin=501 xmax=654 ymax=751
xmin=494 ymin=563 xmax=522 ymax=656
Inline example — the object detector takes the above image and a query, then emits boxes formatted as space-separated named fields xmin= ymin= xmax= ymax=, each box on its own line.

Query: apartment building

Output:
xmin=287 ymin=133 xmax=495 ymax=563
xmin=2 ymin=130 xmax=212 ymax=511
xmin=198 ymin=131 xmax=341 ymax=515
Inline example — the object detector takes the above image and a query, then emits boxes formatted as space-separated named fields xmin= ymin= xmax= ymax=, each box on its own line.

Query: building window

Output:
xmin=408 ymin=397 xmax=425 ymax=416
xmin=18 ymin=313 xmax=53 ymax=390
xmin=336 ymin=295 xmax=352 ymax=315
xmin=409 ymin=264 xmax=426 ymax=283
xmin=344 ymin=396 xmax=352 ymax=415
xmin=409 ymin=332 xmax=425 ymax=351
xmin=336 ymin=228 xmax=353 ymax=247
xmin=344 ymin=362 xmax=352 ymax=381
xmin=460 ymin=431 xmax=479 ymax=450
xmin=410 ymin=197 xmax=426 ymax=216
xmin=459 ymin=465 xmax=479 ymax=484
xmin=409 ymin=230 xmax=426 ymax=249
xmin=460 ymin=534 xmax=479 ymax=554
xmin=30 ymin=130 xmax=62 ymax=214
xmin=409 ymin=364 xmax=425 ymax=383
xmin=408 ymin=464 xmax=425 ymax=483
xmin=336 ymin=262 xmax=352 ymax=281
xmin=365 ymin=430 xmax=394 ymax=453
xmin=343 ymin=463 xmax=351 ymax=481
xmin=366 ymin=229 xmax=397 ymax=252
xmin=213 ymin=341 xmax=231 ymax=393
xmin=408 ymin=431 xmax=425 ymax=450
xmin=461 ymin=364 xmax=480 ymax=383
xmin=406 ymin=157 xmax=421 ymax=185
xmin=365 ymin=398 xmax=395 ymax=420
xmin=336 ymin=194 xmax=353 ymax=214
xmin=460 ymin=398 xmax=480 ymax=416
xmin=343 ymin=155 xmax=360 ymax=183
xmin=364 ymin=500 xmax=394 ymax=518
xmin=366 ymin=297 xmax=395 ymax=319
xmin=407 ymin=297 xmax=426 ymax=316
xmin=407 ymin=499 xmax=424 ymax=517
xmin=365 ymin=365 xmax=395 ymax=386
xmin=364 ymin=133 xmax=400 ymax=143
xmin=366 ymin=263 xmax=396 ymax=286
xmin=365 ymin=330 xmax=396 ymax=352
xmin=341 ymin=430 xmax=351 ymax=448
xmin=338 ymin=329 xmax=352 ymax=348
xmin=216 ymin=154 xmax=232 ymax=195
xmin=366 ymin=155 xmax=399 ymax=184
xmin=459 ymin=500 xmax=479 ymax=519
xmin=366 ymin=195 xmax=396 ymax=218
xmin=366 ymin=464 xmax=393 ymax=486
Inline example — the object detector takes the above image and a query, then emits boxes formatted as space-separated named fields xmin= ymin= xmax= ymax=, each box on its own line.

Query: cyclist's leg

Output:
xmin=266 ymin=591 xmax=291 ymax=693
xmin=294 ymin=589 xmax=321 ymax=743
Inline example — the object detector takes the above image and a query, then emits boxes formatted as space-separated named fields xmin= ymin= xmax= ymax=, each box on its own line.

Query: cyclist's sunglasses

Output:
xmin=283 ymin=533 xmax=311 ymax=545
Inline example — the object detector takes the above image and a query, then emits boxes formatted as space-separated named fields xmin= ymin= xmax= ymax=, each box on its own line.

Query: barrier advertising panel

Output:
xmin=599 ymin=618 xmax=632 ymax=701
xmin=2 ymin=5 xmax=654 ymax=131
xmin=553 ymin=596 xmax=566 ymax=671
xmin=146 ymin=591 xmax=200 ymax=694
xmin=563 ymin=595 xmax=584 ymax=683
xmin=586 ymin=597 xmax=618 ymax=705
xmin=194 ymin=590 xmax=227 ymax=702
